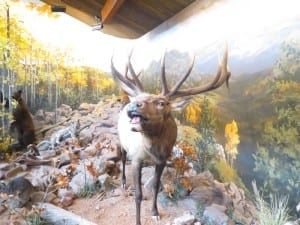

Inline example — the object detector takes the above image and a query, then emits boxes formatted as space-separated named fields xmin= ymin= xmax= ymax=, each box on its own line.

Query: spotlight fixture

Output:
xmin=51 ymin=5 xmax=66 ymax=12
xmin=92 ymin=15 xmax=103 ymax=31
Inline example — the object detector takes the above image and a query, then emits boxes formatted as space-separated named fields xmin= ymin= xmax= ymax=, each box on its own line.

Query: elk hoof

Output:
xmin=152 ymin=215 xmax=160 ymax=223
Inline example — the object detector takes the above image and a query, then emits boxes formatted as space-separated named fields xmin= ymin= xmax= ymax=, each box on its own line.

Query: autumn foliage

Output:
xmin=224 ymin=120 xmax=240 ymax=166
xmin=184 ymin=101 xmax=202 ymax=124
xmin=173 ymin=141 xmax=197 ymax=176
xmin=163 ymin=140 xmax=196 ymax=198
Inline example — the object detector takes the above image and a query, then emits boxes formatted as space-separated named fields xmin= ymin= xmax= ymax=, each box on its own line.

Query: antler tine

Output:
xmin=127 ymin=51 xmax=144 ymax=92
xmin=160 ymin=52 xmax=169 ymax=95
xmin=111 ymin=55 xmax=141 ymax=97
xmin=212 ymin=47 xmax=231 ymax=89
xmin=166 ymin=53 xmax=195 ymax=97
xmin=212 ymin=46 xmax=229 ymax=86
xmin=125 ymin=56 xmax=143 ymax=81
xmin=124 ymin=63 xmax=129 ymax=80
xmin=167 ymin=47 xmax=229 ymax=99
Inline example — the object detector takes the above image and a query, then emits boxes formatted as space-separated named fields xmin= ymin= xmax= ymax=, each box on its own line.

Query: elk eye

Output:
xmin=157 ymin=101 xmax=165 ymax=107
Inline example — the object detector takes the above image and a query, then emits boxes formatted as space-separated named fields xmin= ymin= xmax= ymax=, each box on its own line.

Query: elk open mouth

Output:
xmin=128 ymin=111 xmax=148 ymax=124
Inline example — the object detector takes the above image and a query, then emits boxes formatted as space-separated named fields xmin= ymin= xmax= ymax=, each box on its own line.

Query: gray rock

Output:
xmin=177 ymin=198 xmax=199 ymax=215
xmin=28 ymin=166 xmax=59 ymax=191
xmin=57 ymin=188 xmax=75 ymax=199
xmin=39 ymin=150 xmax=57 ymax=159
xmin=58 ymin=151 xmax=72 ymax=167
xmin=37 ymin=140 xmax=53 ymax=151
xmin=57 ymin=188 xmax=75 ymax=207
xmin=0 ymin=163 xmax=10 ymax=170
xmin=173 ymin=212 xmax=195 ymax=225
xmin=2 ymin=176 xmax=34 ymax=209
xmin=69 ymin=172 xmax=94 ymax=193
xmin=203 ymin=204 xmax=229 ymax=225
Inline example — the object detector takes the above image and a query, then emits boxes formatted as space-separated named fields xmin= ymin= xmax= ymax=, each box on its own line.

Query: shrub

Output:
xmin=252 ymin=181 xmax=290 ymax=225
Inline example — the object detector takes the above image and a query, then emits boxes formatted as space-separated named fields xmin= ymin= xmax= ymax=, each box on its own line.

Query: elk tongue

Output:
xmin=131 ymin=116 xmax=141 ymax=124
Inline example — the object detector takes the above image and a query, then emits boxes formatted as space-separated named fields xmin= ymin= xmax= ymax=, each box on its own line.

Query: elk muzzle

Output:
xmin=126 ymin=101 xmax=149 ymax=132
xmin=127 ymin=102 xmax=148 ymax=123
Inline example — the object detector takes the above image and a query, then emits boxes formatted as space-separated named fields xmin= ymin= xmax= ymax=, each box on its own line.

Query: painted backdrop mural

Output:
xmin=118 ymin=0 xmax=300 ymax=213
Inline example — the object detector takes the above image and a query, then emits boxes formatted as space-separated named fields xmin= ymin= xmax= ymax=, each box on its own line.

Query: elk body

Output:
xmin=111 ymin=49 xmax=230 ymax=225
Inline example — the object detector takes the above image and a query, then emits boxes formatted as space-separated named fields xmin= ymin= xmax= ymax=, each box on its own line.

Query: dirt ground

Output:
xmin=0 ymin=169 xmax=187 ymax=225
xmin=68 ymin=188 xmax=185 ymax=225
xmin=67 ymin=166 xmax=187 ymax=225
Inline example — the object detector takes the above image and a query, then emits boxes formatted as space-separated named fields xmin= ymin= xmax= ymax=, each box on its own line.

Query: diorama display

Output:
xmin=0 ymin=0 xmax=299 ymax=224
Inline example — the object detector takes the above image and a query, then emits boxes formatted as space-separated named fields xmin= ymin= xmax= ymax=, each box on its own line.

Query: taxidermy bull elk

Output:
xmin=111 ymin=48 xmax=230 ymax=225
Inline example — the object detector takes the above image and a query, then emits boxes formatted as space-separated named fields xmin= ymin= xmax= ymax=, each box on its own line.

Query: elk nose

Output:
xmin=129 ymin=101 xmax=144 ymax=110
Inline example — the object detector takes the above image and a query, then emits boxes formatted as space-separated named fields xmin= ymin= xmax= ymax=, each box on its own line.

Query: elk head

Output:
xmin=111 ymin=47 xmax=230 ymax=225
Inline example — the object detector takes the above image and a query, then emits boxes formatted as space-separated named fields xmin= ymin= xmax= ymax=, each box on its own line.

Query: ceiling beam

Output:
xmin=101 ymin=0 xmax=125 ymax=23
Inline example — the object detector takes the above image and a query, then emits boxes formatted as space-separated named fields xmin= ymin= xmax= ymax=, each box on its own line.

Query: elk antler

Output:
xmin=160 ymin=52 xmax=195 ymax=97
xmin=127 ymin=50 xmax=144 ymax=92
xmin=162 ymin=47 xmax=230 ymax=99
xmin=112 ymin=47 xmax=230 ymax=99
xmin=111 ymin=52 xmax=144 ymax=97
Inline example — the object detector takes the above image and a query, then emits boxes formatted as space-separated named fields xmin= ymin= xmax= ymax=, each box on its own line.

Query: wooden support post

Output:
xmin=101 ymin=0 xmax=125 ymax=23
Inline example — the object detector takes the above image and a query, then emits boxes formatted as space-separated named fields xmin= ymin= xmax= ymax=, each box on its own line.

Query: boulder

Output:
xmin=203 ymin=204 xmax=231 ymax=225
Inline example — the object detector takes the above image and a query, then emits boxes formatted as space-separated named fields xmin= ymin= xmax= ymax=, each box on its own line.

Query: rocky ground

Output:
xmin=0 ymin=96 xmax=259 ymax=225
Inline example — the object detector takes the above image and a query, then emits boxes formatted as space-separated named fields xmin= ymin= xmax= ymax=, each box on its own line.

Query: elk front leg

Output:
xmin=152 ymin=163 xmax=165 ymax=220
xmin=132 ymin=161 xmax=143 ymax=225
xmin=121 ymin=150 xmax=127 ymax=189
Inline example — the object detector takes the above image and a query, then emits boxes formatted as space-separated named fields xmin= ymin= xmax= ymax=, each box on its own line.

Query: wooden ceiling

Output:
xmin=40 ymin=0 xmax=195 ymax=39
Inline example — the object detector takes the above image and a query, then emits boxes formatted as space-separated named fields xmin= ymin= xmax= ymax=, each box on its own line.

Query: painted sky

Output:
xmin=134 ymin=0 xmax=300 ymax=73
xmin=7 ymin=0 xmax=300 ymax=72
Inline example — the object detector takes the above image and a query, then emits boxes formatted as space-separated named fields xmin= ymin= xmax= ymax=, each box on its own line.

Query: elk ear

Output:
xmin=171 ymin=97 xmax=192 ymax=111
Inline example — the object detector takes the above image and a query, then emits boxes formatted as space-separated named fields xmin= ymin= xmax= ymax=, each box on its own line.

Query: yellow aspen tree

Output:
xmin=184 ymin=101 xmax=201 ymax=124
xmin=224 ymin=120 xmax=240 ymax=167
